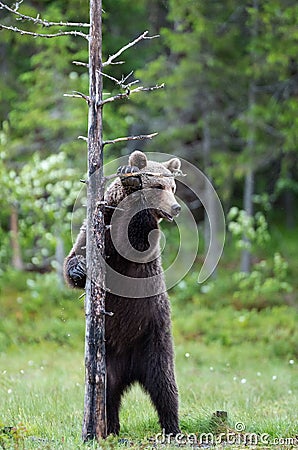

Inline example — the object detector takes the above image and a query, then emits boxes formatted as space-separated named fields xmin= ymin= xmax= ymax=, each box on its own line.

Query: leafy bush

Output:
xmin=0 ymin=151 xmax=80 ymax=271
xmin=226 ymin=207 xmax=293 ymax=309
xmin=232 ymin=252 xmax=293 ymax=309
xmin=228 ymin=206 xmax=270 ymax=251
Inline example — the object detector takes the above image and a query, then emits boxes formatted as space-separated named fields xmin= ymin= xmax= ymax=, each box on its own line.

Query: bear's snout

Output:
xmin=171 ymin=203 xmax=181 ymax=216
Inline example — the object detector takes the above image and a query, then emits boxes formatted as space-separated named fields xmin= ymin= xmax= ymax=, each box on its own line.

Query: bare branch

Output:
xmin=103 ymin=133 xmax=158 ymax=146
xmin=123 ymin=79 xmax=140 ymax=89
xmin=121 ymin=70 xmax=134 ymax=85
xmin=73 ymin=60 xmax=89 ymax=68
xmin=78 ymin=135 xmax=88 ymax=142
xmin=134 ymin=84 xmax=165 ymax=93
xmin=98 ymin=69 xmax=139 ymax=90
xmin=107 ymin=60 xmax=125 ymax=66
xmin=0 ymin=23 xmax=88 ymax=39
xmin=100 ymin=83 xmax=164 ymax=106
xmin=103 ymin=30 xmax=159 ymax=67
xmin=99 ymin=71 xmax=121 ymax=85
xmin=0 ymin=1 xmax=90 ymax=27
xmin=64 ymin=91 xmax=90 ymax=102
xmin=105 ymin=170 xmax=186 ymax=181
xmin=100 ymin=91 xmax=127 ymax=105
xmin=119 ymin=71 xmax=140 ymax=88
xmin=100 ymin=309 xmax=114 ymax=317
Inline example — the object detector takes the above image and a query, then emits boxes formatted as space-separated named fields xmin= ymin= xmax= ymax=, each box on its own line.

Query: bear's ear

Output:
xmin=163 ymin=157 xmax=181 ymax=172
xmin=128 ymin=150 xmax=147 ymax=169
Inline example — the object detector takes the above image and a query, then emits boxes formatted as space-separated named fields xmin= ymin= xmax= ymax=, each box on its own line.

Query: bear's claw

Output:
xmin=117 ymin=165 xmax=142 ymax=190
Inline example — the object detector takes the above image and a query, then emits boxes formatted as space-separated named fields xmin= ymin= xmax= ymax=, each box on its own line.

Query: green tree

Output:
xmin=0 ymin=149 xmax=79 ymax=277
xmin=0 ymin=0 xmax=150 ymax=274
xmin=135 ymin=0 xmax=298 ymax=270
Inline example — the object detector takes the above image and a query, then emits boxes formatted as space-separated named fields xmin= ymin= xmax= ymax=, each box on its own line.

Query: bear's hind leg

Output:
xmin=107 ymin=381 xmax=124 ymax=436
xmin=106 ymin=354 xmax=132 ymax=436
xmin=140 ymin=349 xmax=180 ymax=435
xmin=107 ymin=383 xmax=121 ymax=436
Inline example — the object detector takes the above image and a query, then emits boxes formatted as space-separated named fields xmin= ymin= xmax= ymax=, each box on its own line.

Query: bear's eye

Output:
xmin=153 ymin=184 xmax=165 ymax=190
xmin=172 ymin=186 xmax=176 ymax=193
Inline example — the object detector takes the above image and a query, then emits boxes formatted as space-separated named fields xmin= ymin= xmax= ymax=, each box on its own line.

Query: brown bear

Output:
xmin=64 ymin=150 xmax=181 ymax=436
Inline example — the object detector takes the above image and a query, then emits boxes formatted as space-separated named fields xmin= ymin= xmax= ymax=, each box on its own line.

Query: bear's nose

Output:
xmin=171 ymin=203 xmax=181 ymax=216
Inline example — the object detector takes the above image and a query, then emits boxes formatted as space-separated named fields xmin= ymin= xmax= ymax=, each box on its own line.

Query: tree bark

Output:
xmin=82 ymin=0 xmax=107 ymax=442
xmin=240 ymin=81 xmax=256 ymax=273
xmin=203 ymin=114 xmax=218 ymax=279
xmin=283 ymin=153 xmax=295 ymax=229
xmin=10 ymin=203 xmax=24 ymax=271
xmin=203 ymin=114 xmax=211 ymax=251
xmin=55 ymin=233 xmax=65 ymax=286
xmin=240 ymin=167 xmax=254 ymax=273
xmin=240 ymin=0 xmax=258 ymax=273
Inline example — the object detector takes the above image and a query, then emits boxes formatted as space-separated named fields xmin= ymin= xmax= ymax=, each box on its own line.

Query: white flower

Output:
xmin=240 ymin=378 xmax=247 ymax=384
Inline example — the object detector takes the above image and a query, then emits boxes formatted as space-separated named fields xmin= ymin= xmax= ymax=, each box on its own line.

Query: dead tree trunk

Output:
xmin=82 ymin=0 xmax=106 ymax=441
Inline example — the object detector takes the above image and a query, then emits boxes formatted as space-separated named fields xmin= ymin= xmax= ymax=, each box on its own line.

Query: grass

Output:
xmin=0 ymin=344 xmax=85 ymax=448
xmin=1 ymin=339 xmax=297 ymax=449
xmin=0 ymin=224 xmax=298 ymax=450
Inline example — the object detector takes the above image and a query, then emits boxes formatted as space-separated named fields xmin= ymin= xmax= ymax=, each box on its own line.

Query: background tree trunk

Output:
xmin=82 ymin=0 xmax=107 ymax=441
xmin=55 ymin=233 xmax=65 ymax=286
xmin=283 ymin=153 xmax=295 ymax=229
xmin=10 ymin=203 xmax=24 ymax=271
xmin=241 ymin=167 xmax=254 ymax=273
xmin=240 ymin=0 xmax=258 ymax=273
xmin=203 ymin=114 xmax=218 ymax=279
xmin=240 ymin=81 xmax=256 ymax=273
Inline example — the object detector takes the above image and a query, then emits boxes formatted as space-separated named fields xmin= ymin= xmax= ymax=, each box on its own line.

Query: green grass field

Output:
xmin=1 ymin=245 xmax=298 ymax=449
xmin=1 ymin=340 xmax=297 ymax=449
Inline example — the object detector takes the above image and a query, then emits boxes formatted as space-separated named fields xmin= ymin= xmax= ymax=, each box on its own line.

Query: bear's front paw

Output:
xmin=117 ymin=165 xmax=142 ymax=190
xmin=68 ymin=255 xmax=86 ymax=286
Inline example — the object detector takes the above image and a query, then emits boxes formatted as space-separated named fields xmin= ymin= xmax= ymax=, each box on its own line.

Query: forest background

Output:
xmin=0 ymin=0 xmax=297 ymax=448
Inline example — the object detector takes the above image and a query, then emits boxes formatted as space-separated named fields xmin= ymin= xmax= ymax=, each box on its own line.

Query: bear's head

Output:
xmin=128 ymin=150 xmax=181 ymax=222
